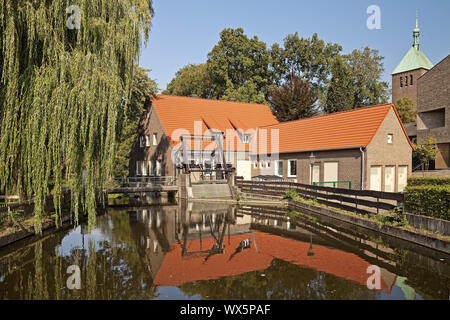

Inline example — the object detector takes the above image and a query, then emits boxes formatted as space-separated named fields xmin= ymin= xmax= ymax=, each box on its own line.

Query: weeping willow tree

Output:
xmin=0 ymin=1 xmax=154 ymax=233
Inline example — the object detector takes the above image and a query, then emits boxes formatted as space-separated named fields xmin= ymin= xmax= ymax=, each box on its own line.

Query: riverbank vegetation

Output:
xmin=405 ymin=177 xmax=450 ymax=221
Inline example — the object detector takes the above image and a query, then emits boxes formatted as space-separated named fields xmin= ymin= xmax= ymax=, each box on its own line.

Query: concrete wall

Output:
xmin=365 ymin=108 xmax=413 ymax=192
xmin=392 ymin=68 xmax=428 ymax=110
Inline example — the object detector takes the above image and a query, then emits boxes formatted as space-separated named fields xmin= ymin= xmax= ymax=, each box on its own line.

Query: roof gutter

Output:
xmin=255 ymin=146 xmax=366 ymax=155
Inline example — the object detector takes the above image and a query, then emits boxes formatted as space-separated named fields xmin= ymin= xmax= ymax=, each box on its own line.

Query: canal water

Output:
xmin=0 ymin=202 xmax=449 ymax=300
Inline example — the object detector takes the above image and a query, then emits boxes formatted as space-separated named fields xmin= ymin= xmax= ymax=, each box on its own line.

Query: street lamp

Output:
xmin=309 ymin=152 xmax=316 ymax=185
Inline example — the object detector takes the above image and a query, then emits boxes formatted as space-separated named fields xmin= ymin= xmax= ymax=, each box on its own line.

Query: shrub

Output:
xmin=405 ymin=185 xmax=450 ymax=220
xmin=408 ymin=177 xmax=450 ymax=186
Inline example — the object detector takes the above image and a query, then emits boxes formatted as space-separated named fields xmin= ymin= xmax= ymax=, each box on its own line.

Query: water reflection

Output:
xmin=0 ymin=202 xmax=448 ymax=300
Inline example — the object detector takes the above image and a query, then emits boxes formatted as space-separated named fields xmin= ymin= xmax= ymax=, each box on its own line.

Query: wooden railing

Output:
xmin=235 ymin=179 xmax=405 ymax=216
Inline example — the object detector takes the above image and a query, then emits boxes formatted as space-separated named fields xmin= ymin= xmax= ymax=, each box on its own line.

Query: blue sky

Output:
xmin=139 ymin=0 xmax=450 ymax=96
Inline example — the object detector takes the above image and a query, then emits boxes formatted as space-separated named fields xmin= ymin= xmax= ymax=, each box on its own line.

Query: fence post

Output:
xmin=376 ymin=197 xmax=379 ymax=215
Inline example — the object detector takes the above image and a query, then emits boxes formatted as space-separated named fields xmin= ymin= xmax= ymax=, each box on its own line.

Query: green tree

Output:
xmin=268 ymin=76 xmax=318 ymax=121
xmin=323 ymin=56 xmax=355 ymax=114
xmin=164 ymin=63 xmax=211 ymax=98
xmin=343 ymin=47 xmax=389 ymax=109
xmin=414 ymin=137 xmax=438 ymax=171
xmin=0 ymin=1 xmax=153 ymax=232
xmin=114 ymin=67 xmax=158 ymax=178
xmin=206 ymin=28 xmax=270 ymax=103
xmin=395 ymin=97 xmax=416 ymax=124
xmin=270 ymin=32 xmax=342 ymax=88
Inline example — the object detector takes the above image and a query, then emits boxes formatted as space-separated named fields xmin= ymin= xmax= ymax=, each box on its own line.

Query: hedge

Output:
xmin=405 ymin=185 xmax=450 ymax=220
xmin=407 ymin=177 xmax=450 ymax=186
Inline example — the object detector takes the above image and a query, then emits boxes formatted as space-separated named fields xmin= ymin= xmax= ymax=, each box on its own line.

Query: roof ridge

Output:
xmin=259 ymin=104 xmax=393 ymax=129
xmin=156 ymin=94 xmax=270 ymax=107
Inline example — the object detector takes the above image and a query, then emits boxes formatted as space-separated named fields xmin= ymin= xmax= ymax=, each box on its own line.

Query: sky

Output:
xmin=139 ymin=0 xmax=450 ymax=95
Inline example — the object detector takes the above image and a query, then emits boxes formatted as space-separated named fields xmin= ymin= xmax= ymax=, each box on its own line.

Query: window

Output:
xmin=405 ymin=76 xmax=408 ymax=86
xmin=145 ymin=135 xmax=150 ymax=147
xmin=142 ymin=160 xmax=147 ymax=176
xmin=156 ymin=160 xmax=162 ymax=176
xmin=400 ymin=77 xmax=403 ymax=87
xmin=139 ymin=136 xmax=145 ymax=148
xmin=410 ymin=75 xmax=413 ymax=86
xmin=387 ymin=134 xmax=393 ymax=144
xmin=266 ymin=161 xmax=271 ymax=168
xmin=260 ymin=161 xmax=265 ymax=168
xmin=275 ymin=160 xmax=283 ymax=177
xmin=288 ymin=160 xmax=297 ymax=177
xmin=253 ymin=161 xmax=258 ymax=169
xmin=242 ymin=134 xmax=251 ymax=144
xmin=148 ymin=161 xmax=153 ymax=176
xmin=136 ymin=161 xmax=142 ymax=176
xmin=152 ymin=133 xmax=158 ymax=146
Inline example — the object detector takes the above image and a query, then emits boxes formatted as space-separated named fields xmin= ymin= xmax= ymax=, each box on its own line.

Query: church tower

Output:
xmin=392 ymin=14 xmax=433 ymax=110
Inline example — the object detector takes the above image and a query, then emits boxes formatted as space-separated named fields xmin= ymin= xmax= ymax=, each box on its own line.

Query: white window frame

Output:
xmin=145 ymin=135 xmax=150 ymax=147
xmin=260 ymin=160 xmax=266 ymax=168
xmin=387 ymin=134 xmax=393 ymax=144
xmin=287 ymin=159 xmax=297 ymax=178
xmin=275 ymin=160 xmax=283 ymax=177
xmin=142 ymin=160 xmax=148 ymax=176
xmin=242 ymin=134 xmax=251 ymax=144
xmin=139 ymin=136 xmax=145 ymax=148
xmin=156 ymin=160 xmax=162 ymax=176
xmin=266 ymin=161 xmax=271 ymax=168
xmin=136 ymin=161 xmax=142 ymax=176
xmin=253 ymin=161 xmax=258 ymax=169
xmin=152 ymin=133 xmax=158 ymax=146
xmin=148 ymin=161 xmax=153 ymax=176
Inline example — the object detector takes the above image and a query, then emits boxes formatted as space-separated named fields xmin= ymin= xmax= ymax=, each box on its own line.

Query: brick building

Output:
xmin=417 ymin=55 xmax=450 ymax=169
xmin=392 ymin=16 xmax=433 ymax=111
xmin=251 ymin=104 xmax=414 ymax=192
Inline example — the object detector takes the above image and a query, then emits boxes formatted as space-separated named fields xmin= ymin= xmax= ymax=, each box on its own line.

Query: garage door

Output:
xmin=237 ymin=160 xmax=252 ymax=180
xmin=384 ymin=166 xmax=395 ymax=192
xmin=370 ymin=166 xmax=381 ymax=191
xmin=397 ymin=166 xmax=407 ymax=192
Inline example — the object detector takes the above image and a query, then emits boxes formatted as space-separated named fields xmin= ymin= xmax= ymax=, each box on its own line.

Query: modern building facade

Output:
xmin=251 ymin=104 xmax=414 ymax=192
xmin=417 ymin=55 xmax=450 ymax=169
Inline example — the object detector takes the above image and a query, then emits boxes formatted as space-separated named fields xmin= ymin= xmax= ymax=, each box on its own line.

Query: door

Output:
xmin=370 ymin=166 xmax=382 ymax=191
xmin=384 ymin=166 xmax=395 ymax=192
xmin=237 ymin=160 xmax=252 ymax=180
xmin=324 ymin=162 xmax=338 ymax=187
xmin=312 ymin=164 xmax=320 ymax=184
xmin=397 ymin=166 xmax=408 ymax=192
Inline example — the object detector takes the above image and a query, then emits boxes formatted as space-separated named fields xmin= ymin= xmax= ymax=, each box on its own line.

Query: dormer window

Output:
xmin=242 ymin=134 xmax=251 ymax=144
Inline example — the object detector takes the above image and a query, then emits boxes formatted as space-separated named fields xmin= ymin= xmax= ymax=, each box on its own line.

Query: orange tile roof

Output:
xmin=256 ymin=104 xmax=414 ymax=154
xmin=154 ymin=231 xmax=394 ymax=293
xmin=151 ymin=95 xmax=279 ymax=151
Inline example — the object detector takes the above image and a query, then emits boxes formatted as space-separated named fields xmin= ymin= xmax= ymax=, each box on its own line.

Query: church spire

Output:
xmin=413 ymin=11 xmax=420 ymax=50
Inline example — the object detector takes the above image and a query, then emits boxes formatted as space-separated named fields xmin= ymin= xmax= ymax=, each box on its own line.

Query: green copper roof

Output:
xmin=392 ymin=14 xmax=433 ymax=75
xmin=392 ymin=46 xmax=434 ymax=74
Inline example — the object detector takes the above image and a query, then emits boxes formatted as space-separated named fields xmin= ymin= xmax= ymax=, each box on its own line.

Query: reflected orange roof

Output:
xmin=151 ymin=95 xmax=279 ymax=151
xmin=256 ymin=104 xmax=414 ymax=154
xmin=154 ymin=232 xmax=394 ymax=293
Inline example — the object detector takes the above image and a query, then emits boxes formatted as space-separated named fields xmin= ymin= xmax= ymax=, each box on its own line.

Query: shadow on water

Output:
xmin=0 ymin=201 xmax=449 ymax=300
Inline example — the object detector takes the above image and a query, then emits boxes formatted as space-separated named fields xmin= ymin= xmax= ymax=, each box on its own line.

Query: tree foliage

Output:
xmin=395 ymin=97 xmax=416 ymax=124
xmin=323 ymin=56 xmax=355 ymax=114
xmin=0 ymin=0 xmax=154 ymax=232
xmin=268 ymin=76 xmax=318 ymax=121
xmin=206 ymin=28 xmax=271 ymax=104
xmin=164 ymin=63 xmax=211 ymax=98
xmin=343 ymin=47 xmax=389 ymax=109
xmin=414 ymin=137 xmax=438 ymax=170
